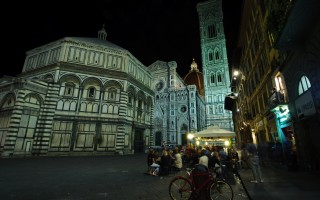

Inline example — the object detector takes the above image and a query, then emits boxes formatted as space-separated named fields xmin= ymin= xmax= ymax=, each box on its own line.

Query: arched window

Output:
xmin=108 ymin=88 xmax=117 ymax=101
xmin=298 ymin=75 xmax=311 ymax=95
xmin=208 ymin=24 xmax=217 ymax=38
xmin=209 ymin=52 xmax=213 ymax=61
xmin=210 ymin=74 xmax=215 ymax=84
xmin=217 ymin=73 xmax=222 ymax=83
xmin=88 ymin=87 xmax=95 ymax=98
xmin=64 ymin=83 xmax=75 ymax=96
xmin=215 ymin=51 xmax=220 ymax=60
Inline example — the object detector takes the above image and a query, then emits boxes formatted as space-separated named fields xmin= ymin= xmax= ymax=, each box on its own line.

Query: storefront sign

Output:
xmin=295 ymin=90 xmax=316 ymax=118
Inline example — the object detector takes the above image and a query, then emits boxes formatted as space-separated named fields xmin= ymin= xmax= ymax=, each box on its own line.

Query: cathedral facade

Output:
xmin=150 ymin=60 xmax=206 ymax=147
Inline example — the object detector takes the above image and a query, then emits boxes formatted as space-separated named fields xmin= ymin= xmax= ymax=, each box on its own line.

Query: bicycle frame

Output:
xmin=189 ymin=171 xmax=213 ymax=191
xmin=169 ymin=168 xmax=234 ymax=200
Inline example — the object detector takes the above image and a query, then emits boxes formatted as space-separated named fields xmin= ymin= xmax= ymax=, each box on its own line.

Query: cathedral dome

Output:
xmin=183 ymin=58 xmax=204 ymax=96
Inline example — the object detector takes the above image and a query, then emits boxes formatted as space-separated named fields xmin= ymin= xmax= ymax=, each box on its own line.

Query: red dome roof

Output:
xmin=183 ymin=59 xmax=204 ymax=96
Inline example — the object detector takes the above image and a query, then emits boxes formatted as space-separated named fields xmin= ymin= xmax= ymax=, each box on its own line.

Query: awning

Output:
xmin=194 ymin=125 xmax=236 ymax=139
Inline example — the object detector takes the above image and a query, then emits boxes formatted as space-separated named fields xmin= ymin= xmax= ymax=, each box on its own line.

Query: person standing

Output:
xmin=247 ymin=142 xmax=264 ymax=183
xmin=173 ymin=149 xmax=183 ymax=171
xmin=160 ymin=150 xmax=171 ymax=176
xmin=198 ymin=148 xmax=209 ymax=168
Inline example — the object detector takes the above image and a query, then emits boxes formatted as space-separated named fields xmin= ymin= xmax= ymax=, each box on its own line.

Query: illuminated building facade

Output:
xmin=151 ymin=60 xmax=206 ymax=146
xmin=196 ymin=0 xmax=233 ymax=130
xmin=232 ymin=0 xmax=320 ymax=170
xmin=0 ymin=26 xmax=206 ymax=156
xmin=0 ymin=27 xmax=154 ymax=156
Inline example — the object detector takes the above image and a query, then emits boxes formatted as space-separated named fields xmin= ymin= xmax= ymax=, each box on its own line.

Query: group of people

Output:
xmin=146 ymin=144 xmax=234 ymax=178
xmin=147 ymin=148 xmax=182 ymax=176
xmin=146 ymin=142 xmax=264 ymax=183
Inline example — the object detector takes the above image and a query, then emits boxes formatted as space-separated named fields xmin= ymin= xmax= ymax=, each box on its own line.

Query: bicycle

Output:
xmin=169 ymin=164 xmax=234 ymax=200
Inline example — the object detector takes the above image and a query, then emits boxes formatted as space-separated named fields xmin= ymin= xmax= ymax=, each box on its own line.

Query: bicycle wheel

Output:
xmin=209 ymin=180 xmax=234 ymax=200
xmin=169 ymin=176 xmax=193 ymax=200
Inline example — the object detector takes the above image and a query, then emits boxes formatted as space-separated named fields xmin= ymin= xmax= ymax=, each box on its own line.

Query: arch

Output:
xmin=70 ymin=101 xmax=77 ymax=111
xmin=208 ymin=24 xmax=217 ymax=38
xmin=210 ymin=72 xmax=215 ymax=84
xmin=217 ymin=71 xmax=224 ymax=83
xmin=214 ymin=47 xmax=220 ymax=61
xmin=57 ymin=100 xmax=63 ymax=110
xmin=298 ymin=75 xmax=311 ymax=95
xmin=93 ymin=103 xmax=99 ymax=112
xmin=104 ymin=80 xmax=123 ymax=91
xmin=58 ymin=74 xmax=81 ymax=97
xmin=102 ymin=104 xmax=108 ymax=113
xmin=113 ymin=105 xmax=119 ymax=114
xmin=43 ymin=74 xmax=54 ymax=83
xmin=104 ymin=80 xmax=122 ymax=101
xmin=63 ymin=100 xmax=71 ymax=110
xmin=58 ymin=74 xmax=81 ymax=85
xmin=64 ymin=82 xmax=76 ymax=96
xmin=0 ymin=93 xmax=16 ymax=110
xmin=108 ymin=104 xmax=113 ymax=113
xmin=24 ymin=93 xmax=43 ymax=106
xmin=208 ymin=49 xmax=214 ymax=61
xmin=82 ymin=77 xmax=102 ymax=99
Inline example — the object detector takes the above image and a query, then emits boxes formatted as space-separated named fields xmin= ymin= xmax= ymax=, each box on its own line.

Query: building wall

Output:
xmin=233 ymin=0 xmax=277 ymax=147
xmin=0 ymin=36 xmax=154 ymax=157
xmin=234 ymin=0 xmax=320 ymax=170
xmin=281 ymin=20 xmax=320 ymax=169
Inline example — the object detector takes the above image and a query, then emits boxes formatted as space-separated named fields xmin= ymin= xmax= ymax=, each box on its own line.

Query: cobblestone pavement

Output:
xmin=1 ymin=154 xmax=319 ymax=200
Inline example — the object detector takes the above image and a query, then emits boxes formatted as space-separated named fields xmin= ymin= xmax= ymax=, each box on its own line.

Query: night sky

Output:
xmin=2 ymin=0 xmax=242 ymax=78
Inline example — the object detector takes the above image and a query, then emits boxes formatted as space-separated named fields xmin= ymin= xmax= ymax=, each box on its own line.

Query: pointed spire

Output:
xmin=190 ymin=58 xmax=199 ymax=72
xmin=98 ymin=24 xmax=107 ymax=40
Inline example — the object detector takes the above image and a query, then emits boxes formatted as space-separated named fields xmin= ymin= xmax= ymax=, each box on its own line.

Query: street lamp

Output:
xmin=233 ymin=70 xmax=240 ymax=77
xmin=187 ymin=133 xmax=194 ymax=146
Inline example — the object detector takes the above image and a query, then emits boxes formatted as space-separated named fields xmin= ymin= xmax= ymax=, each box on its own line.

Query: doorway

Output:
xmin=134 ymin=128 xmax=144 ymax=153
xmin=155 ymin=131 xmax=162 ymax=146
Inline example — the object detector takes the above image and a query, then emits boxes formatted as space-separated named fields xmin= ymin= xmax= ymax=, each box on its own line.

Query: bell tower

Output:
xmin=196 ymin=0 xmax=233 ymax=130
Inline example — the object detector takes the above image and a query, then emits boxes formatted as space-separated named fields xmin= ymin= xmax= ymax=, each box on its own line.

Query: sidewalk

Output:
xmin=237 ymin=162 xmax=320 ymax=200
